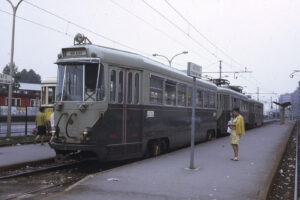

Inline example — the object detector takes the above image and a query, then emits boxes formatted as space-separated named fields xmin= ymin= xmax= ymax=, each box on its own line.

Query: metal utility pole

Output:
xmin=219 ymin=60 xmax=222 ymax=79
xmin=6 ymin=0 xmax=23 ymax=137
xmin=187 ymin=62 xmax=202 ymax=170
xmin=257 ymin=87 xmax=259 ymax=101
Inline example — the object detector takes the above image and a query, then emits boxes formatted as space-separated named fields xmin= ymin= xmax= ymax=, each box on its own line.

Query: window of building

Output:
xmin=149 ymin=75 xmax=163 ymax=105
xmin=165 ymin=80 xmax=176 ymax=106
xmin=5 ymin=98 xmax=21 ymax=106
xmin=177 ymin=84 xmax=186 ymax=106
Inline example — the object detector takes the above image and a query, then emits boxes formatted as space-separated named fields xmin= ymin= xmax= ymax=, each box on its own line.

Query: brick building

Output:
xmin=0 ymin=83 xmax=41 ymax=107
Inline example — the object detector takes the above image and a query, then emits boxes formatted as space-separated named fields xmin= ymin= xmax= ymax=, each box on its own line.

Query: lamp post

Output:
xmin=152 ymin=51 xmax=188 ymax=67
xmin=6 ymin=0 xmax=23 ymax=137
xmin=290 ymin=70 xmax=300 ymax=78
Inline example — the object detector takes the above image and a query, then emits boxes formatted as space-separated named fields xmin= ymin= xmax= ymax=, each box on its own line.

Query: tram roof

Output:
xmin=217 ymin=86 xmax=248 ymax=100
xmin=41 ymin=77 xmax=57 ymax=84
xmin=58 ymin=44 xmax=217 ymax=90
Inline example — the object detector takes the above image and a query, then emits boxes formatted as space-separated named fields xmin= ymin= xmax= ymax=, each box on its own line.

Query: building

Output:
xmin=0 ymin=83 xmax=41 ymax=107
xmin=291 ymin=81 xmax=300 ymax=119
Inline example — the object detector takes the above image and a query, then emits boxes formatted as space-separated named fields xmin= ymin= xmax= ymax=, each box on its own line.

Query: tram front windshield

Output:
xmin=56 ymin=63 xmax=105 ymax=102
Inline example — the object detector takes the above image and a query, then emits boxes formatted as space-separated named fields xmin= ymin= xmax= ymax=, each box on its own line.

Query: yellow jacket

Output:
xmin=236 ymin=115 xmax=245 ymax=136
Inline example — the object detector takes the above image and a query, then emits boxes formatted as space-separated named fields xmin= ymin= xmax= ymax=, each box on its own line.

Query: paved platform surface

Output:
xmin=0 ymin=143 xmax=56 ymax=169
xmin=48 ymin=122 xmax=294 ymax=200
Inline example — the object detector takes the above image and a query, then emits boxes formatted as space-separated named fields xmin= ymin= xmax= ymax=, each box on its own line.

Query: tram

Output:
xmin=50 ymin=34 xmax=218 ymax=161
xmin=41 ymin=77 xmax=56 ymax=121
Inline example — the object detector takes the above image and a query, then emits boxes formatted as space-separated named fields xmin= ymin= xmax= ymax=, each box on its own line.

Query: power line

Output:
xmin=0 ymin=9 xmax=74 ymax=37
xmin=164 ymin=0 xmax=252 ymax=72
xmin=141 ymin=0 xmax=220 ymax=59
xmin=109 ymin=0 xmax=214 ymax=63
xmin=22 ymin=0 xmax=153 ymax=57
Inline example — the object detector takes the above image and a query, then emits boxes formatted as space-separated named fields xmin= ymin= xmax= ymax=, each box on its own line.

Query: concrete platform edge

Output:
xmin=0 ymin=157 xmax=55 ymax=172
xmin=258 ymin=122 xmax=296 ymax=200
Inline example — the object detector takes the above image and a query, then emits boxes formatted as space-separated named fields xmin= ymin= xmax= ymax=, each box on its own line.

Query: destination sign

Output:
xmin=187 ymin=62 xmax=202 ymax=78
xmin=63 ymin=48 xmax=87 ymax=57
xmin=0 ymin=73 xmax=13 ymax=84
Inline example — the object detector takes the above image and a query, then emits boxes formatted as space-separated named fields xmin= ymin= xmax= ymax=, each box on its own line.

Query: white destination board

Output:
xmin=0 ymin=73 xmax=13 ymax=84
xmin=187 ymin=62 xmax=202 ymax=78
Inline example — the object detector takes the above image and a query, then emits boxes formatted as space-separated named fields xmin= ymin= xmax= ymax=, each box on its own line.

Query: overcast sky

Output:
xmin=1 ymin=0 xmax=300 ymax=110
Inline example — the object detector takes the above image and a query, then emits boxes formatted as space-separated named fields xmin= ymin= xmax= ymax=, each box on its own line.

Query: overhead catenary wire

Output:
xmin=109 ymin=0 xmax=214 ymax=64
xmin=0 ymin=9 xmax=74 ymax=38
xmin=164 ymin=0 xmax=247 ymax=71
xmin=141 ymin=0 xmax=219 ymax=59
xmin=1 ymin=2 xmax=186 ymax=69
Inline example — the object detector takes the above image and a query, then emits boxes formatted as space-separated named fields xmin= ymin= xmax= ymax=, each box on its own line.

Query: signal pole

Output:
xmin=6 ymin=0 xmax=23 ymax=137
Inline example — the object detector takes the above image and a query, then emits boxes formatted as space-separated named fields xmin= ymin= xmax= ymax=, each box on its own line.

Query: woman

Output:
xmin=228 ymin=107 xmax=245 ymax=161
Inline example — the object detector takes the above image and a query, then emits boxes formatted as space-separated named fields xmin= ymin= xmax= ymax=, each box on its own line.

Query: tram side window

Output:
xmin=134 ymin=73 xmax=139 ymax=104
xmin=224 ymin=95 xmax=230 ymax=110
xmin=196 ymin=90 xmax=203 ymax=108
xmin=165 ymin=80 xmax=176 ymax=106
xmin=96 ymin=64 xmax=105 ymax=101
xmin=110 ymin=70 xmax=116 ymax=103
xmin=48 ymin=87 xmax=55 ymax=104
xmin=187 ymin=87 xmax=192 ymax=106
xmin=209 ymin=92 xmax=216 ymax=108
xmin=118 ymin=71 xmax=124 ymax=103
xmin=127 ymin=72 xmax=133 ymax=104
xmin=203 ymin=91 xmax=209 ymax=108
xmin=149 ymin=75 xmax=163 ymax=105
xmin=177 ymin=84 xmax=186 ymax=106
xmin=42 ymin=87 xmax=46 ymax=104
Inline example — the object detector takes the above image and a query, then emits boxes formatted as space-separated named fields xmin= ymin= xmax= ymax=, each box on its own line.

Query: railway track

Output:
xmin=0 ymin=158 xmax=101 ymax=200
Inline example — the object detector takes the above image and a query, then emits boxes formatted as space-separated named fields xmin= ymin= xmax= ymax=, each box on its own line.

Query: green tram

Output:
xmin=50 ymin=34 xmax=218 ymax=161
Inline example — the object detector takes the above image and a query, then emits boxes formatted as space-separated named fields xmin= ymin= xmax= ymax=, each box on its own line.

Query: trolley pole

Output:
xmin=6 ymin=0 xmax=23 ymax=137
xmin=187 ymin=62 xmax=202 ymax=170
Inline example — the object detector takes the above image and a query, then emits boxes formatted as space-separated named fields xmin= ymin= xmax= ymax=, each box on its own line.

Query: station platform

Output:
xmin=0 ymin=143 xmax=56 ymax=170
xmin=47 ymin=122 xmax=295 ymax=200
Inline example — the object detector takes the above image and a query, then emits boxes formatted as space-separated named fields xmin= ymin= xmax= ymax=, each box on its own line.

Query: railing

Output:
xmin=0 ymin=106 xmax=39 ymax=137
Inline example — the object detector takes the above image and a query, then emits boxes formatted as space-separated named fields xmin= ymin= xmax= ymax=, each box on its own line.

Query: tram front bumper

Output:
xmin=49 ymin=142 xmax=98 ymax=152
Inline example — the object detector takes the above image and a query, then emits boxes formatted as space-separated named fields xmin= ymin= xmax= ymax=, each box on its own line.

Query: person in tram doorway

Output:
xmin=34 ymin=107 xmax=47 ymax=145
xmin=228 ymin=107 xmax=245 ymax=161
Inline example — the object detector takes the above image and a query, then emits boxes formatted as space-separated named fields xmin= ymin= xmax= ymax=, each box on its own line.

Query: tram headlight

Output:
xmin=75 ymin=33 xmax=84 ymax=44
xmin=82 ymin=127 xmax=91 ymax=142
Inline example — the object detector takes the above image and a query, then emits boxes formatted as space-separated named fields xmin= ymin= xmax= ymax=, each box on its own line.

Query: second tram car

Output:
xmin=41 ymin=77 xmax=56 ymax=121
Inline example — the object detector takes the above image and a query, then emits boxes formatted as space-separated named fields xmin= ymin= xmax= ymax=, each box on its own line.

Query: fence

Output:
xmin=0 ymin=106 xmax=39 ymax=137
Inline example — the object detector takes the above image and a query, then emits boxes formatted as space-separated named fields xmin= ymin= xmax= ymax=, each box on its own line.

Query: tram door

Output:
xmin=110 ymin=67 xmax=142 ymax=144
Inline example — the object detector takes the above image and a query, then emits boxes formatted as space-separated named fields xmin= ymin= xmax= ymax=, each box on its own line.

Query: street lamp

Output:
xmin=152 ymin=51 xmax=188 ymax=67
xmin=6 ymin=0 xmax=23 ymax=137
xmin=290 ymin=70 xmax=300 ymax=78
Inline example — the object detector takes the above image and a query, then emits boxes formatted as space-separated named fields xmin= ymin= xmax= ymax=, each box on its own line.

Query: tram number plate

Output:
xmin=65 ymin=49 xmax=87 ymax=57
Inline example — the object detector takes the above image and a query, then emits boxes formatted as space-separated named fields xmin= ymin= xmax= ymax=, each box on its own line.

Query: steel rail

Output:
xmin=294 ymin=120 xmax=299 ymax=200
xmin=0 ymin=160 xmax=83 ymax=180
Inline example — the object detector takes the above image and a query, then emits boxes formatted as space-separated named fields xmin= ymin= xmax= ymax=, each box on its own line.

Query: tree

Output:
xmin=20 ymin=69 xmax=41 ymax=84
xmin=0 ymin=63 xmax=21 ymax=94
